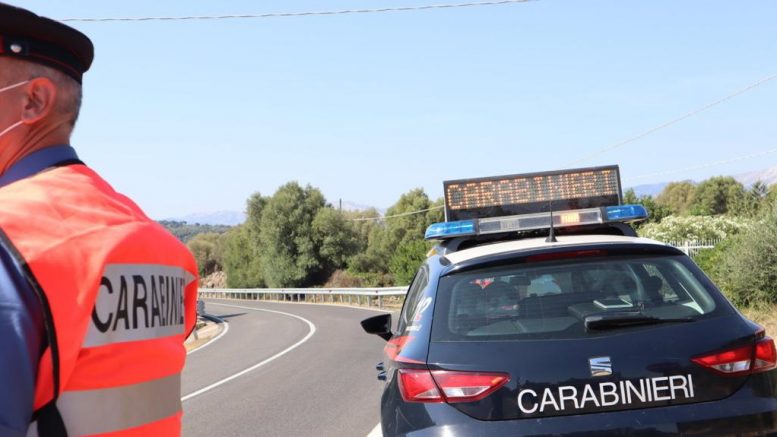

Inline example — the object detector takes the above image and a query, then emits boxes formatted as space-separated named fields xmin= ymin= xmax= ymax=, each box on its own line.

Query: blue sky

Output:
xmin=17 ymin=0 xmax=777 ymax=218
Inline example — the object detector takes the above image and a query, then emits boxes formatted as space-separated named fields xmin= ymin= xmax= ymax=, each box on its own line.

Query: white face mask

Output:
xmin=0 ymin=80 xmax=30 ymax=139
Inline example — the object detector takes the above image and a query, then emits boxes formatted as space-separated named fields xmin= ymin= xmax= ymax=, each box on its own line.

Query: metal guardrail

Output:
xmin=198 ymin=287 xmax=408 ymax=309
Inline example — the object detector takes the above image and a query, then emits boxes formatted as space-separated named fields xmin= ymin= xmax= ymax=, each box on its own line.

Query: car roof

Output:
xmin=443 ymin=234 xmax=669 ymax=266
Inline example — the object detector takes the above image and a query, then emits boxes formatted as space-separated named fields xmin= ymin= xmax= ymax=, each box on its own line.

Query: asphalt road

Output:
xmin=182 ymin=299 xmax=390 ymax=437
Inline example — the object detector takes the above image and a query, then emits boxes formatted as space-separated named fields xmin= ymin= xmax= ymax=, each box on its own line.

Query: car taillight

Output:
xmin=754 ymin=337 xmax=777 ymax=372
xmin=432 ymin=371 xmax=511 ymax=403
xmin=692 ymin=335 xmax=777 ymax=376
xmin=397 ymin=369 xmax=510 ymax=403
xmin=397 ymin=370 xmax=443 ymax=403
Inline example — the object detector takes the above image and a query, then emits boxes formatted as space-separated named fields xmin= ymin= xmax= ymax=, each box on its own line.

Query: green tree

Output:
xmin=312 ymin=207 xmax=361 ymax=277
xmin=245 ymin=193 xmax=267 ymax=234
xmin=768 ymin=184 xmax=777 ymax=206
xmin=384 ymin=188 xmax=436 ymax=247
xmin=221 ymin=192 xmax=267 ymax=288
xmin=349 ymin=190 xmax=443 ymax=286
xmin=259 ymin=182 xmax=327 ymax=287
xmin=343 ymin=208 xmax=381 ymax=262
xmin=622 ymin=189 xmax=670 ymax=226
xmin=347 ymin=224 xmax=394 ymax=286
xmin=656 ymin=181 xmax=696 ymax=216
xmin=223 ymin=224 xmax=265 ymax=288
xmin=715 ymin=203 xmax=777 ymax=307
xmin=382 ymin=189 xmax=441 ymax=284
xmin=622 ymin=189 xmax=638 ymax=205
xmin=732 ymin=181 xmax=770 ymax=218
xmin=427 ymin=197 xmax=445 ymax=223
xmin=690 ymin=176 xmax=745 ymax=216
xmin=389 ymin=239 xmax=429 ymax=285
xmin=187 ymin=232 xmax=225 ymax=277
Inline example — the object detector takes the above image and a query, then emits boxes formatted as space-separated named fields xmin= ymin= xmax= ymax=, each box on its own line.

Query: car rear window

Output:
xmin=432 ymin=254 xmax=725 ymax=341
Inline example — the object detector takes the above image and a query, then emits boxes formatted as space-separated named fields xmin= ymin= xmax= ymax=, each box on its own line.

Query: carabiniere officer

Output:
xmin=0 ymin=3 xmax=199 ymax=436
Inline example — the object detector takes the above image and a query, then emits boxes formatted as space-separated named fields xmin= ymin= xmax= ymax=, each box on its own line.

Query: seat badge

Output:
xmin=589 ymin=356 xmax=612 ymax=377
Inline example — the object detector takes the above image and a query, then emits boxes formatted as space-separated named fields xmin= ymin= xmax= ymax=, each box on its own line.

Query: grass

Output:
xmin=740 ymin=305 xmax=777 ymax=335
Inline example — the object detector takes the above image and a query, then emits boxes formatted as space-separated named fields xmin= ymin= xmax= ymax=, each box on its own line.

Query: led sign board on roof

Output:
xmin=443 ymin=165 xmax=622 ymax=221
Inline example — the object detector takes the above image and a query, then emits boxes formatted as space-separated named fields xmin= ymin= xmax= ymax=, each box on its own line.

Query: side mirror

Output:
xmin=361 ymin=313 xmax=393 ymax=341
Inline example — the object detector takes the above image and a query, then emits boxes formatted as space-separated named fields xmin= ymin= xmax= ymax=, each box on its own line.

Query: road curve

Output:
xmin=182 ymin=299 xmax=390 ymax=437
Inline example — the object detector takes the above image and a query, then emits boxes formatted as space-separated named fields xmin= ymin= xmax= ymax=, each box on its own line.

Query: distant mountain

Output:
xmin=735 ymin=166 xmax=777 ymax=187
xmin=629 ymin=182 xmax=670 ymax=198
xmin=627 ymin=165 xmax=777 ymax=198
xmin=166 ymin=200 xmax=385 ymax=226
xmin=166 ymin=210 xmax=246 ymax=226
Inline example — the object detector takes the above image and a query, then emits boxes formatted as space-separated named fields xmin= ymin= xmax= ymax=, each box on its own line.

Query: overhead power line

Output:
xmin=625 ymin=147 xmax=777 ymax=184
xmin=58 ymin=0 xmax=536 ymax=22
xmin=349 ymin=205 xmax=444 ymax=222
xmin=566 ymin=71 xmax=777 ymax=167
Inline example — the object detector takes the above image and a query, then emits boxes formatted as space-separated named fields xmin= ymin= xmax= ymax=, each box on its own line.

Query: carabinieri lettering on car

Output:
xmin=517 ymin=375 xmax=695 ymax=414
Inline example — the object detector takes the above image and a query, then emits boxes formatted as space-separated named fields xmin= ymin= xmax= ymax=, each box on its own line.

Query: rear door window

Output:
xmin=398 ymin=266 xmax=429 ymax=333
xmin=432 ymin=254 xmax=725 ymax=341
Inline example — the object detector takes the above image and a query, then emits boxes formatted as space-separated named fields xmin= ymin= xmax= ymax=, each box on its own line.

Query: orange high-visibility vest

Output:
xmin=0 ymin=163 xmax=199 ymax=436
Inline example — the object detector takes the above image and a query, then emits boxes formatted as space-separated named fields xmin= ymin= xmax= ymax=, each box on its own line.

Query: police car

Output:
xmin=362 ymin=166 xmax=777 ymax=436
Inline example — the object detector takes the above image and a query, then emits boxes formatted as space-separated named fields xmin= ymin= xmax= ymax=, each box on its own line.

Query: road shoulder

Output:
xmin=185 ymin=315 xmax=224 ymax=353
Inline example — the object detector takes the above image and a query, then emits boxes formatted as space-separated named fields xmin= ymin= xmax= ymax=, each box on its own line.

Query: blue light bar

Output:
xmin=426 ymin=204 xmax=648 ymax=241
xmin=424 ymin=220 xmax=477 ymax=240
xmin=605 ymin=204 xmax=649 ymax=222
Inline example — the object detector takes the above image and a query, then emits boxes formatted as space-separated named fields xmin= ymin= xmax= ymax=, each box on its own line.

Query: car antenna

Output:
xmin=546 ymin=200 xmax=558 ymax=243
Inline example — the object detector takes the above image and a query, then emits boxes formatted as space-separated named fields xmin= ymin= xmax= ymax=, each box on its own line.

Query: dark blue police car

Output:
xmin=362 ymin=166 xmax=777 ymax=436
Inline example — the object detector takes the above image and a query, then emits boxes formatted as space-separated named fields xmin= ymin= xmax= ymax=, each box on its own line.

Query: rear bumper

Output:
xmin=385 ymin=373 xmax=777 ymax=436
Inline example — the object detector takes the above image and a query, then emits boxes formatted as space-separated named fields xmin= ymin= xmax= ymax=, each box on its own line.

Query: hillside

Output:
xmin=159 ymin=220 xmax=232 ymax=243
xmin=630 ymin=165 xmax=777 ymax=197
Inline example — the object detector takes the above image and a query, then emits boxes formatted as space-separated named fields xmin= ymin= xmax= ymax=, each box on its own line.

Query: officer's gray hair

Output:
xmin=1 ymin=58 xmax=83 ymax=128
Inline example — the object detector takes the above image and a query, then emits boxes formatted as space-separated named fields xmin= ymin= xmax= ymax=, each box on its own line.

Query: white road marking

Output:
xmin=181 ymin=303 xmax=316 ymax=402
xmin=210 ymin=298 xmax=393 ymax=313
xmin=366 ymin=423 xmax=382 ymax=437
xmin=187 ymin=314 xmax=229 ymax=355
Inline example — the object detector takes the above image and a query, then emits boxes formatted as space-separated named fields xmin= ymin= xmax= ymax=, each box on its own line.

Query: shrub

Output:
xmin=639 ymin=215 xmax=753 ymax=242
xmin=324 ymin=270 xmax=364 ymax=288
xmin=691 ymin=241 xmax=730 ymax=284
xmin=714 ymin=205 xmax=777 ymax=307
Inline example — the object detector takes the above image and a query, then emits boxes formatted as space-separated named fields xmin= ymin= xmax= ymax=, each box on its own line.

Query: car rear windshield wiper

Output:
xmin=584 ymin=311 xmax=694 ymax=331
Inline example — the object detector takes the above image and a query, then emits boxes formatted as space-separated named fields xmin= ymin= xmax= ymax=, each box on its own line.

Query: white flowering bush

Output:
xmin=638 ymin=215 xmax=754 ymax=242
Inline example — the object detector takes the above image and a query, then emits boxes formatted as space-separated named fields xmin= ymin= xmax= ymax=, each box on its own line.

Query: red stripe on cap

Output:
xmin=26 ymin=52 xmax=81 ymax=78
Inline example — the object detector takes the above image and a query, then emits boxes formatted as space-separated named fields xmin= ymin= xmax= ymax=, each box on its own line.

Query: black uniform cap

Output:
xmin=0 ymin=3 xmax=93 ymax=84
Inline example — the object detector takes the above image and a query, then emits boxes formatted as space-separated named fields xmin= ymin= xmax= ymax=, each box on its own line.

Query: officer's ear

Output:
xmin=21 ymin=77 xmax=57 ymax=125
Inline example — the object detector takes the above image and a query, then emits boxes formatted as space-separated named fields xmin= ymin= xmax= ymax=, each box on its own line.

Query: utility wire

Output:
xmin=624 ymin=147 xmax=777 ymax=184
xmin=566 ymin=71 xmax=777 ymax=167
xmin=349 ymin=205 xmax=444 ymax=221
xmin=59 ymin=0 xmax=536 ymax=22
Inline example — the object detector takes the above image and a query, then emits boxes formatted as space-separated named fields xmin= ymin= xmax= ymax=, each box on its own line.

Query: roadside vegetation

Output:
xmin=181 ymin=176 xmax=777 ymax=330
xmin=630 ymin=179 xmax=777 ymax=332
xmin=184 ymin=182 xmax=441 ymax=289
